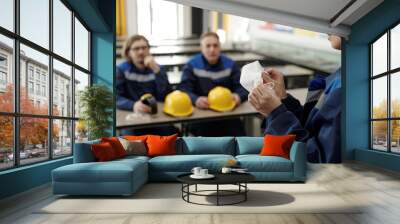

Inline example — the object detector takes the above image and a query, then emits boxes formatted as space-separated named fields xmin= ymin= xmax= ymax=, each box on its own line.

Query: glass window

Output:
xmin=372 ymin=33 xmax=387 ymax=76
xmin=0 ymin=116 xmax=14 ymax=170
xmin=53 ymin=59 xmax=72 ymax=117
xmin=28 ymin=81 xmax=34 ymax=94
xmin=0 ymin=0 xmax=91 ymax=170
xmin=53 ymin=0 xmax=72 ymax=60
xmin=74 ymin=69 xmax=89 ymax=118
xmin=28 ymin=67 xmax=34 ymax=80
xmin=36 ymin=84 xmax=40 ymax=95
xmin=0 ymin=54 xmax=7 ymax=67
xmin=371 ymin=25 xmax=400 ymax=154
xmin=391 ymin=72 xmax=400 ymax=118
xmin=20 ymin=0 xmax=49 ymax=49
xmin=391 ymin=120 xmax=400 ymax=153
xmin=42 ymin=85 xmax=46 ymax=96
xmin=0 ymin=0 xmax=14 ymax=31
xmin=151 ymin=0 xmax=179 ymax=39
xmin=75 ymin=120 xmax=88 ymax=143
xmin=35 ymin=70 xmax=40 ymax=80
xmin=372 ymin=76 xmax=387 ymax=119
xmin=391 ymin=24 xmax=400 ymax=70
xmin=0 ymin=35 xmax=14 ymax=113
xmin=74 ymin=18 xmax=89 ymax=70
xmin=19 ymin=117 xmax=49 ymax=165
xmin=372 ymin=121 xmax=388 ymax=151
xmin=20 ymin=44 xmax=49 ymax=115
xmin=0 ymin=71 xmax=7 ymax=84
xmin=53 ymin=119 xmax=72 ymax=158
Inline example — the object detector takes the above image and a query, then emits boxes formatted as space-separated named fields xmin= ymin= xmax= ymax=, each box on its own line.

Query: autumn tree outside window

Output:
xmin=370 ymin=23 xmax=400 ymax=153
xmin=0 ymin=0 xmax=91 ymax=170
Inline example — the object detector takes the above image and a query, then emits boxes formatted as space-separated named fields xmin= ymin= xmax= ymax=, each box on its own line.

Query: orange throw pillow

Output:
xmin=260 ymin=134 xmax=296 ymax=159
xmin=146 ymin=134 xmax=178 ymax=157
xmin=91 ymin=142 xmax=117 ymax=162
xmin=101 ymin=137 xmax=126 ymax=158
xmin=123 ymin=135 xmax=148 ymax=142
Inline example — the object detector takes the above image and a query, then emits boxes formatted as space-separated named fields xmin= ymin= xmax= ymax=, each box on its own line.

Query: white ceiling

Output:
xmin=228 ymin=0 xmax=352 ymax=22
xmin=166 ymin=0 xmax=384 ymax=37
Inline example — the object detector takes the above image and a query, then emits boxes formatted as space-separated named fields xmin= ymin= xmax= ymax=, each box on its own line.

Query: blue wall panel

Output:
xmin=0 ymin=158 xmax=72 ymax=199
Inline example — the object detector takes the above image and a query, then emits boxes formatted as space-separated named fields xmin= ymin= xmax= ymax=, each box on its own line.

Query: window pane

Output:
xmin=75 ymin=120 xmax=88 ymax=143
xmin=0 ymin=0 xmax=14 ymax=31
xmin=372 ymin=76 xmax=387 ymax=119
xmin=372 ymin=33 xmax=387 ymax=76
xmin=391 ymin=72 xmax=400 ymax=118
xmin=391 ymin=120 xmax=400 ymax=153
xmin=151 ymin=0 xmax=179 ymax=39
xmin=53 ymin=119 xmax=72 ymax=158
xmin=372 ymin=121 xmax=388 ymax=151
xmin=0 ymin=35 xmax=14 ymax=113
xmin=53 ymin=0 xmax=72 ymax=60
xmin=0 ymin=116 xmax=14 ymax=170
xmin=391 ymin=24 xmax=400 ymax=70
xmin=74 ymin=69 xmax=89 ymax=118
xmin=20 ymin=0 xmax=49 ymax=49
xmin=20 ymin=45 xmax=49 ymax=115
xmin=74 ymin=18 xmax=89 ymax=70
xmin=20 ymin=117 xmax=49 ymax=165
xmin=53 ymin=59 xmax=72 ymax=117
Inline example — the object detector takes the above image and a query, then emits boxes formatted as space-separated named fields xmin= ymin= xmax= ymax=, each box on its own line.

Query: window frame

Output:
xmin=370 ymin=21 xmax=400 ymax=154
xmin=0 ymin=0 xmax=92 ymax=171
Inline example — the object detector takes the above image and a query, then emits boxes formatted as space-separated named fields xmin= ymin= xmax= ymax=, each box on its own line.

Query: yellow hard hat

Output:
xmin=163 ymin=90 xmax=193 ymax=117
xmin=208 ymin=86 xmax=235 ymax=112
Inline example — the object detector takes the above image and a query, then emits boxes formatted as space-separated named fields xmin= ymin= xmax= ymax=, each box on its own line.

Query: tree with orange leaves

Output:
xmin=0 ymin=84 xmax=59 ymax=152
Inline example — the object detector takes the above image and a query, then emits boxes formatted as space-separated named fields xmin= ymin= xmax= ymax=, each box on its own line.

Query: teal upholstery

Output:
xmin=149 ymin=154 xmax=234 ymax=174
xmin=235 ymin=137 xmax=263 ymax=155
xmin=73 ymin=139 xmax=100 ymax=163
xmin=236 ymin=155 xmax=293 ymax=172
xmin=52 ymin=137 xmax=307 ymax=196
xmin=177 ymin=137 xmax=235 ymax=155
xmin=289 ymin=141 xmax=307 ymax=181
xmin=52 ymin=158 xmax=148 ymax=195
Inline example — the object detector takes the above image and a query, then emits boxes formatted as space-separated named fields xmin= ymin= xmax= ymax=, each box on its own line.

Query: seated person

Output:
xmin=249 ymin=35 xmax=342 ymax=163
xmin=179 ymin=32 xmax=248 ymax=136
xmin=116 ymin=35 xmax=178 ymax=136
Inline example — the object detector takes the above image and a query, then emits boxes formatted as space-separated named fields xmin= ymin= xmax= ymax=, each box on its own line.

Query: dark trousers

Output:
xmin=120 ymin=125 xmax=180 ymax=136
xmin=188 ymin=118 xmax=246 ymax=137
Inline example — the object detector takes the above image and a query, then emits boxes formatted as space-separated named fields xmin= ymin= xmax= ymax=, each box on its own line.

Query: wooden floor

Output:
xmin=1 ymin=162 xmax=400 ymax=224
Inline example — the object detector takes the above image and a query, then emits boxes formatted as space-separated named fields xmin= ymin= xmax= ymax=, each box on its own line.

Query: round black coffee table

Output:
xmin=177 ymin=173 xmax=255 ymax=206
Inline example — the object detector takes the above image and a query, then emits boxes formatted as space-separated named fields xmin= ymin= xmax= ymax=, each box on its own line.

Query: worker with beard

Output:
xmin=116 ymin=35 xmax=178 ymax=135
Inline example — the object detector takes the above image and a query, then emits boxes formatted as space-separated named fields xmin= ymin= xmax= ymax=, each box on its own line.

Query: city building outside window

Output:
xmin=371 ymin=23 xmax=400 ymax=154
xmin=0 ymin=0 xmax=91 ymax=170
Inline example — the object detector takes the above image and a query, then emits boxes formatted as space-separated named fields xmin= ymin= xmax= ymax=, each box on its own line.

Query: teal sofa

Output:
xmin=52 ymin=137 xmax=306 ymax=196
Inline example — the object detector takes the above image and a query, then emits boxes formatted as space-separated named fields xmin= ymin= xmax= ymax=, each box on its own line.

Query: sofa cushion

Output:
xmin=260 ymin=134 xmax=296 ymax=159
xmin=236 ymin=155 xmax=293 ymax=172
xmin=147 ymin=134 xmax=178 ymax=157
xmin=149 ymin=154 xmax=235 ymax=172
xmin=177 ymin=137 xmax=235 ymax=155
xmin=53 ymin=158 xmax=147 ymax=183
xmin=73 ymin=139 xmax=100 ymax=163
xmin=101 ymin=137 xmax=127 ymax=158
xmin=91 ymin=142 xmax=118 ymax=161
xmin=235 ymin=137 xmax=263 ymax=155
xmin=114 ymin=155 xmax=150 ymax=163
xmin=119 ymin=138 xmax=147 ymax=156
